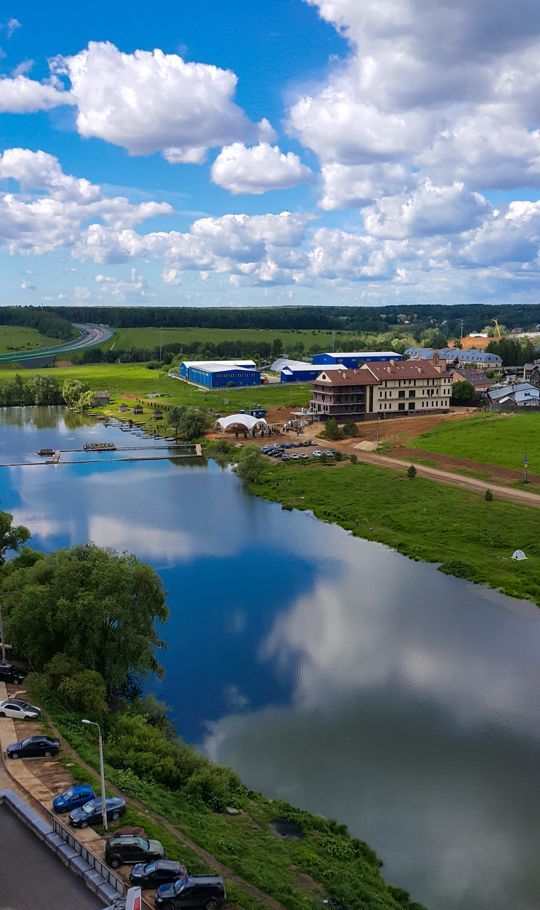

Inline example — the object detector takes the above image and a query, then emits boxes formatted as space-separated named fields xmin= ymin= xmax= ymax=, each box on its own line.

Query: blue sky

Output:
xmin=2 ymin=0 xmax=540 ymax=308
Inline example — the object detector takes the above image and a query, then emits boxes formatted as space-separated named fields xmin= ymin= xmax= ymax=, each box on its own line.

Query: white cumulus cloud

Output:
xmin=51 ymin=42 xmax=263 ymax=162
xmin=0 ymin=74 xmax=71 ymax=112
xmin=211 ymin=142 xmax=312 ymax=194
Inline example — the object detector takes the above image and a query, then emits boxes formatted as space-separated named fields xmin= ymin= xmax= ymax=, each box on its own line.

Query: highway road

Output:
xmin=0 ymin=323 xmax=113 ymax=364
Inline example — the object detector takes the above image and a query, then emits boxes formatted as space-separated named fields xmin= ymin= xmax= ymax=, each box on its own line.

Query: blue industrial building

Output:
xmin=312 ymin=351 xmax=403 ymax=369
xmin=182 ymin=361 xmax=260 ymax=388
xmin=179 ymin=359 xmax=256 ymax=380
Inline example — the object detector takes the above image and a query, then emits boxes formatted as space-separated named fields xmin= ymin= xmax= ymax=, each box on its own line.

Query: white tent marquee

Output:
xmin=215 ymin=414 xmax=268 ymax=435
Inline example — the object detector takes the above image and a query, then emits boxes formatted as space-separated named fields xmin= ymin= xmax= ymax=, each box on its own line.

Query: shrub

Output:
xmin=407 ymin=465 xmax=417 ymax=479
xmin=485 ymin=488 xmax=494 ymax=501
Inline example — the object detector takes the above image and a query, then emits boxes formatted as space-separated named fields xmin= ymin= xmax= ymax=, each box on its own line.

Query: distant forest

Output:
xmin=5 ymin=302 xmax=538 ymax=335
xmin=0 ymin=306 xmax=73 ymax=340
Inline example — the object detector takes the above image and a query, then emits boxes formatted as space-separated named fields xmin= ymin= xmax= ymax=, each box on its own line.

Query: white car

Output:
xmin=0 ymin=698 xmax=41 ymax=720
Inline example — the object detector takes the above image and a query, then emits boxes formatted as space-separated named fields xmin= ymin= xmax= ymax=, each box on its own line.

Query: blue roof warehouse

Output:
xmin=179 ymin=360 xmax=261 ymax=388
xmin=312 ymin=351 xmax=403 ymax=369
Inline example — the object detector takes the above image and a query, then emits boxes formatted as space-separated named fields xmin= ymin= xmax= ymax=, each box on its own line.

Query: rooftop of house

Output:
xmin=451 ymin=368 xmax=493 ymax=387
xmin=313 ymin=369 xmax=379 ymax=387
xmin=361 ymin=360 xmax=444 ymax=380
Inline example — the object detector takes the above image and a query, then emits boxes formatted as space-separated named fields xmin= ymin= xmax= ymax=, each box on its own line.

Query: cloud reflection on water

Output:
xmin=204 ymin=555 xmax=540 ymax=910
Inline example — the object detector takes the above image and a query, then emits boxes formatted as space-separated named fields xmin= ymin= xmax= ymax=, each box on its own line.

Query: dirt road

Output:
xmin=339 ymin=446 xmax=540 ymax=508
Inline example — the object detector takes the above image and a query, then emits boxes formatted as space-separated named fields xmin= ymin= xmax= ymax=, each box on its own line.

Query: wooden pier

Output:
xmin=2 ymin=443 xmax=203 ymax=468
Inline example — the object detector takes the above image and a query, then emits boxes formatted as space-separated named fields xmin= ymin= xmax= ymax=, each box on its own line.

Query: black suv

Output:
xmin=105 ymin=834 xmax=165 ymax=869
xmin=155 ymin=875 xmax=226 ymax=910
xmin=0 ymin=661 xmax=26 ymax=684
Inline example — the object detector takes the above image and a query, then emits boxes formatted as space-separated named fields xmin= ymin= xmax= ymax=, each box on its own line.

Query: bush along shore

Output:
xmin=207 ymin=442 xmax=540 ymax=607
xmin=0 ymin=516 xmax=425 ymax=910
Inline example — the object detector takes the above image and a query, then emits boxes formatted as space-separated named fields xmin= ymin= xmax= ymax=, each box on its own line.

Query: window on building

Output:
xmin=398 ymin=403 xmax=405 ymax=411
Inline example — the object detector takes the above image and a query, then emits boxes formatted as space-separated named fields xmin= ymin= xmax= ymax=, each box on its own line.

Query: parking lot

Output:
xmin=0 ymin=803 xmax=104 ymax=910
xmin=261 ymin=440 xmax=337 ymax=461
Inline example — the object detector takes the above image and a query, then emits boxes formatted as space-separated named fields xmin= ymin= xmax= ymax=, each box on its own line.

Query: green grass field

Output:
xmin=0 ymin=362 xmax=311 ymax=411
xmin=102 ymin=326 xmax=356 ymax=352
xmin=0 ymin=325 xmax=64 ymax=354
xmin=252 ymin=460 xmax=540 ymax=606
xmin=407 ymin=412 xmax=540 ymax=472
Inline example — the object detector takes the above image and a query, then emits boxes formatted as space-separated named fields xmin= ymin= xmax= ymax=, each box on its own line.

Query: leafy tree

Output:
xmin=343 ymin=421 xmax=358 ymax=437
xmin=3 ymin=544 xmax=168 ymax=698
xmin=177 ymin=408 xmax=208 ymax=440
xmin=0 ymin=511 xmax=30 ymax=566
xmin=62 ymin=378 xmax=92 ymax=409
xmin=350 ymin=453 xmax=358 ymax=464
xmin=236 ymin=446 xmax=265 ymax=484
xmin=270 ymin=338 xmax=284 ymax=359
xmin=30 ymin=374 xmax=62 ymax=405
xmin=485 ymin=489 xmax=494 ymax=502
xmin=44 ymin=653 xmax=107 ymax=718
xmin=168 ymin=405 xmax=186 ymax=434
xmin=407 ymin=465 xmax=417 ymax=479
xmin=324 ymin=419 xmax=342 ymax=440
xmin=451 ymin=380 xmax=476 ymax=402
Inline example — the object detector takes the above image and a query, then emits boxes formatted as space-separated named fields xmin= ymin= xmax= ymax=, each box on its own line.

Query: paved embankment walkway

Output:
xmin=0 ymin=681 xmax=288 ymax=910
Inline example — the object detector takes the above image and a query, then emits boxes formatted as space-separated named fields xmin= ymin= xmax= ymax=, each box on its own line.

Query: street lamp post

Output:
xmin=81 ymin=719 xmax=108 ymax=831
xmin=0 ymin=602 xmax=6 ymax=663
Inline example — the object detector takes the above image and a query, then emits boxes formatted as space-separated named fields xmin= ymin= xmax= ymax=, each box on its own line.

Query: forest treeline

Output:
xmin=11 ymin=303 xmax=540 ymax=335
xmin=0 ymin=306 xmax=74 ymax=340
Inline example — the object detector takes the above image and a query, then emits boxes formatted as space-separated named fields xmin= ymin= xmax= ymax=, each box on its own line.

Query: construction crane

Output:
xmin=491 ymin=318 xmax=502 ymax=340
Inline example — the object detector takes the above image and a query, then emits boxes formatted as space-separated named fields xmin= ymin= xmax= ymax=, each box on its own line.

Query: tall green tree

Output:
xmin=62 ymin=378 xmax=92 ymax=410
xmin=236 ymin=446 xmax=265 ymax=484
xmin=0 ymin=512 xmax=30 ymax=566
xmin=168 ymin=405 xmax=186 ymax=434
xmin=3 ymin=544 xmax=169 ymax=698
xmin=177 ymin=408 xmax=208 ymax=440
xmin=451 ymin=380 xmax=476 ymax=402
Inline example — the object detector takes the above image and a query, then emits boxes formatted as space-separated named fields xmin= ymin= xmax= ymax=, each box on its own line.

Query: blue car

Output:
xmin=69 ymin=796 xmax=126 ymax=829
xmin=53 ymin=784 xmax=95 ymax=813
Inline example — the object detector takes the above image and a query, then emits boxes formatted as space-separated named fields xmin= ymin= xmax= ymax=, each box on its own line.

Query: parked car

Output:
xmin=0 ymin=699 xmax=41 ymax=720
xmin=69 ymin=796 xmax=126 ymax=829
xmin=53 ymin=784 xmax=95 ymax=813
xmin=155 ymin=875 xmax=226 ymax=910
xmin=105 ymin=833 xmax=165 ymax=868
xmin=6 ymin=735 xmax=59 ymax=759
xmin=129 ymin=859 xmax=187 ymax=888
xmin=0 ymin=661 xmax=26 ymax=684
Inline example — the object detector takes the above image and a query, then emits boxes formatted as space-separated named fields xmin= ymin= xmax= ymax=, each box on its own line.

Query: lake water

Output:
xmin=1 ymin=407 xmax=540 ymax=910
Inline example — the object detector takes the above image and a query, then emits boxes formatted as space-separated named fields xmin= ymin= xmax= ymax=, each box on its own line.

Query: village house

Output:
xmin=311 ymin=359 xmax=452 ymax=421
xmin=450 ymin=367 xmax=493 ymax=395
xmin=90 ymin=389 xmax=110 ymax=406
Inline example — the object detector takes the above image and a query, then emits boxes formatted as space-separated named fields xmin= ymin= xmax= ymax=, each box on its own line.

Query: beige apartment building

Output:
xmin=311 ymin=359 xmax=451 ymax=420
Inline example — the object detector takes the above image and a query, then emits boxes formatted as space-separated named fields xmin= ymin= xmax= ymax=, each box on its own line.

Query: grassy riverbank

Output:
xmin=30 ymin=679 xmax=425 ymax=910
xmin=407 ymin=412 xmax=539 ymax=472
xmin=0 ymin=363 xmax=310 ymax=411
xmin=245 ymin=459 xmax=540 ymax=606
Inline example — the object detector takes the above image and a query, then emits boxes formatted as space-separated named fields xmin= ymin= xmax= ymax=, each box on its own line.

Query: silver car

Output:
xmin=0 ymin=698 xmax=41 ymax=720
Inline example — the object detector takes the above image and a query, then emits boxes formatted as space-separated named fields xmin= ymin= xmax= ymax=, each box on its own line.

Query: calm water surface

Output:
xmin=1 ymin=408 xmax=540 ymax=910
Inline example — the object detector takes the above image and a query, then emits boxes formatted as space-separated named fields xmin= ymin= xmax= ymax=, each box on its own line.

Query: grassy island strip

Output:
xmin=236 ymin=457 xmax=540 ymax=607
